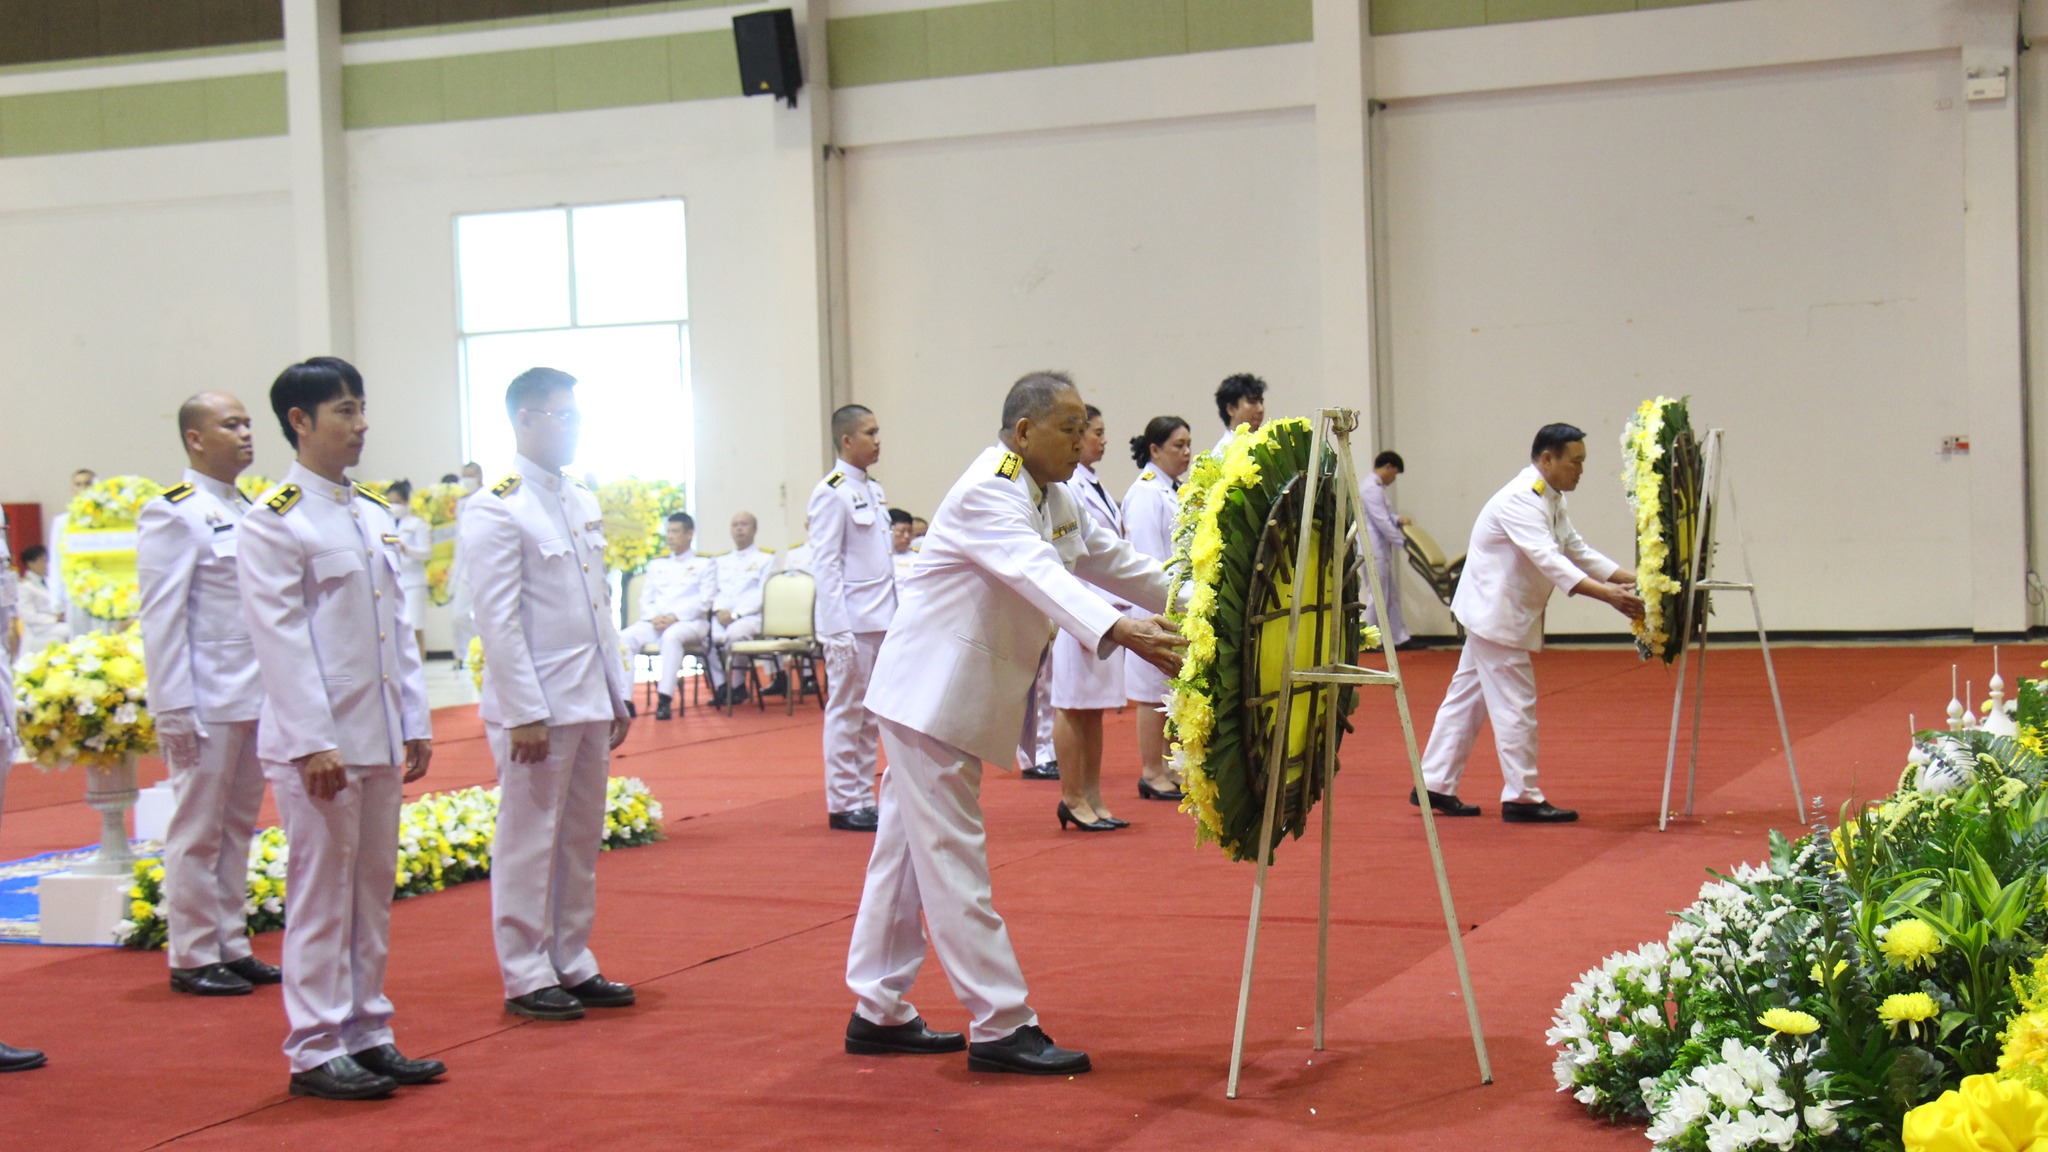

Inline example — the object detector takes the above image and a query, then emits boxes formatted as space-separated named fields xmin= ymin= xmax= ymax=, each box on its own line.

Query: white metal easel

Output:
xmin=1223 ymin=407 xmax=1492 ymax=1097
xmin=1657 ymin=428 xmax=1804 ymax=831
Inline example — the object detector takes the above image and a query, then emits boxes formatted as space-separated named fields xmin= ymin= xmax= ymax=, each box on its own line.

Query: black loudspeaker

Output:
xmin=733 ymin=10 xmax=803 ymax=108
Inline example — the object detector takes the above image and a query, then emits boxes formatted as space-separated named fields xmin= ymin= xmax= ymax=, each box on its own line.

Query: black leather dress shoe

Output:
xmin=845 ymin=1013 xmax=966 ymax=1055
xmin=289 ymin=1054 xmax=397 ymax=1100
xmin=562 ymin=975 xmax=635 ymax=1008
xmin=625 ymin=698 xmax=637 ymax=718
xmin=1408 ymin=788 xmax=1481 ymax=817
xmin=506 ymin=987 xmax=586 ymax=1020
xmin=0 ymin=1042 xmax=46 ymax=1073
xmin=223 ymin=955 xmax=282 ymax=985
xmin=1020 ymin=761 xmax=1060 ymax=780
xmin=1137 ymin=779 xmax=1184 ymax=802
xmin=351 ymin=1044 xmax=446 ymax=1084
xmin=655 ymin=694 xmax=673 ymax=721
xmin=759 ymin=672 xmax=788 ymax=698
xmin=170 ymin=964 xmax=254 ymax=996
xmin=1502 ymin=801 xmax=1578 ymax=824
xmin=967 ymin=1025 xmax=1090 ymax=1075
xmin=829 ymin=807 xmax=879 ymax=832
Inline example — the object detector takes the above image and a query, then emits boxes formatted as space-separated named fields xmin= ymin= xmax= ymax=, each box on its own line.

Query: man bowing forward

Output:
xmin=462 ymin=367 xmax=637 ymax=1022
xmin=844 ymin=372 xmax=1183 ymax=1075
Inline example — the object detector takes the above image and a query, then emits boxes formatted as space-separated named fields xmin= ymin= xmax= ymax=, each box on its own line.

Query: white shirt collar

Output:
xmin=515 ymin=453 xmax=563 ymax=491
xmin=835 ymin=458 xmax=868 ymax=483
xmin=287 ymin=460 xmax=353 ymax=504
xmin=186 ymin=468 xmax=245 ymax=505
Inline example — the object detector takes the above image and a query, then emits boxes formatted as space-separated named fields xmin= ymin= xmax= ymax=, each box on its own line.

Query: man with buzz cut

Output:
xmin=137 ymin=391 xmax=279 ymax=998
xmin=844 ymin=371 xmax=1184 ymax=1076
xmin=238 ymin=356 xmax=441 ymax=1101
xmin=807 ymin=404 xmax=895 ymax=833
xmin=462 ymin=366 xmax=638 ymax=1023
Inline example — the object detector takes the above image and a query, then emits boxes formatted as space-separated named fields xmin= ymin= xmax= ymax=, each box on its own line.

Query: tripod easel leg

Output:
xmin=1314 ymin=682 xmax=1337 ymax=1052
xmin=1684 ymin=629 xmax=1709 ymax=817
xmin=1750 ymin=589 xmax=1804 ymax=822
xmin=1658 ymin=640 xmax=1692 ymax=832
xmin=1226 ymin=749 xmax=1289 ymax=1100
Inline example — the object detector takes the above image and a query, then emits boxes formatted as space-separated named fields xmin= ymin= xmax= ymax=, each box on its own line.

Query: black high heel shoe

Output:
xmin=1057 ymin=801 xmax=1115 ymax=832
xmin=1137 ymin=780 xmax=1185 ymax=802
xmin=1096 ymin=813 xmax=1129 ymax=829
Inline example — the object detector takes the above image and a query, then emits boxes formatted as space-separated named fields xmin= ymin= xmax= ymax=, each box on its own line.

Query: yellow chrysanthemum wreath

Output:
xmin=597 ymin=478 xmax=688 ymax=575
xmin=408 ymin=483 xmax=464 ymax=606
xmin=62 ymin=475 xmax=163 ymax=622
xmin=1619 ymin=397 xmax=1700 ymax=663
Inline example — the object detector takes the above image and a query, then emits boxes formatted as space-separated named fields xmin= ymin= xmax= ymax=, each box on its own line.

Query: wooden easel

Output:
xmin=1224 ymin=407 xmax=1492 ymax=1098
xmin=1657 ymin=429 xmax=1804 ymax=831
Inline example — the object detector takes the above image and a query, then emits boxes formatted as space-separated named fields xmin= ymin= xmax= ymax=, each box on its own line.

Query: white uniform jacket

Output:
xmin=1120 ymin=466 xmax=1178 ymax=567
xmin=712 ymin=546 xmax=775 ymax=619
xmin=1063 ymin=462 xmax=1128 ymax=610
xmin=637 ymin=550 xmax=715 ymax=622
xmin=137 ymin=469 xmax=265 ymax=724
xmin=1451 ymin=465 xmax=1619 ymax=652
xmin=1360 ymin=474 xmax=1404 ymax=555
xmin=866 ymin=446 xmax=1170 ymax=766
xmin=806 ymin=458 xmax=896 ymax=637
xmin=781 ymin=541 xmax=814 ymax=573
xmin=395 ymin=512 xmax=430 ymax=594
xmin=461 ymin=455 xmax=630 ymax=729
xmin=238 ymin=462 xmax=431 ymax=766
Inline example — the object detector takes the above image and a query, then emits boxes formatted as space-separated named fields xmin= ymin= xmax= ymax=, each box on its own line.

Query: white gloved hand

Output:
xmin=155 ymin=707 xmax=205 ymax=767
xmin=822 ymin=632 xmax=856 ymax=665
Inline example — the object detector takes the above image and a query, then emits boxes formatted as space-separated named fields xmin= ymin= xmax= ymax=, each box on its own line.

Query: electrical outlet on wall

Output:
xmin=1941 ymin=435 xmax=1970 ymax=457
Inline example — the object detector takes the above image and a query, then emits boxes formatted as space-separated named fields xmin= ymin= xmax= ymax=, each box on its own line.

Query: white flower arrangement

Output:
xmin=1644 ymin=1037 xmax=1839 ymax=1151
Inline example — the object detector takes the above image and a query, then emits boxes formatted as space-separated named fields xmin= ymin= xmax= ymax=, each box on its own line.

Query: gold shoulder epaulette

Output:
xmin=267 ymin=484 xmax=301 ymax=515
xmin=826 ymin=471 xmax=844 ymax=488
xmin=1139 ymin=469 xmax=1156 ymax=482
xmin=162 ymin=482 xmax=195 ymax=504
xmin=996 ymin=452 xmax=1022 ymax=481
xmin=701 ymin=548 xmax=729 ymax=558
xmin=354 ymin=483 xmax=391 ymax=509
xmin=492 ymin=474 xmax=521 ymax=497
xmin=1532 ymin=479 xmax=1547 ymax=495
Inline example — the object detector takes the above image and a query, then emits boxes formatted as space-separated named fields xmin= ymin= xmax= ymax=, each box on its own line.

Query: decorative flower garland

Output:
xmin=1165 ymin=418 xmax=1362 ymax=863
xmin=1619 ymin=397 xmax=1699 ymax=663
xmin=409 ymin=482 xmax=464 ymax=606
xmin=597 ymin=478 xmax=687 ymax=575
xmin=114 ymin=777 xmax=665 ymax=949
xmin=1550 ymin=694 xmax=2048 ymax=1150
xmin=61 ymin=475 xmax=163 ymax=623
xmin=11 ymin=627 xmax=154 ymax=768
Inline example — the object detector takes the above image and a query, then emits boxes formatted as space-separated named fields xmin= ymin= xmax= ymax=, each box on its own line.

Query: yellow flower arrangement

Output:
xmin=61 ymin=474 xmax=164 ymax=623
xmin=1618 ymin=397 xmax=1697 ymax=663
xmin=466 ymin=636 xmax=485 ymax=692
xmin=11 ymin=626 xmax=156 ymax=768
xmin=1758 ymin=1007 xmax=1821 ymax=1036
xmin=116 ymin=777 xmax=664 ymax=948
xmin=1881 ymin=919 xmax=1946 ymax=971
xmin=407 ymin=482 xmax=464 ymax=606
xmin=1901 ymin=1074 xmax=2048 ymax=1152
xmin=1881 ymin=992 xmax=1941 ymax=1039
xmin=236 ymin=474 xmax=276 ymax=503
xmin=597 ymin=478 xmax=671 ymax=574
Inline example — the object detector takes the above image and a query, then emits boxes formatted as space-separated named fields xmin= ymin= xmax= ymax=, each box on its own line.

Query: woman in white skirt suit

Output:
xmin=1120 ymin=416 xmax=1193 ymax=802
xmin=1050 ymin=406 xmax=1127 ymax=831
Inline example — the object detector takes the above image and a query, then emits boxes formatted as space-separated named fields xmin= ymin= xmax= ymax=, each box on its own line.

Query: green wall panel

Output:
xmin=826 ymin=13 xmax=928 ymax=88
xmin=665 ymin=29 xmax=741 ymax=101
xmin=101 ymin=78 xmax=209 ymax=148
xmin=1484 ymin=0 xmax=1633 ymax=22
xmin=1053 ymin=0 xmax=1187 ymax=67
xmin=554 ymin=35 xmax=671 ymax=110
xmin=0 ymin=88 xmax=105 ymax=155
xmin=1186 ymin=0 xmax=1313 ymax=52
xmin=343 ymin=58 xmax=447 ymax=128
xmin=1369 ymin=0 xmax=1486 ymax=33
xmin=441 ymin=46 xmax=558 ymax=122
xmin=203 ymin=72 xmax=288 ymax=138
xmin=925 ymin=1 xmax=1056 ymax=80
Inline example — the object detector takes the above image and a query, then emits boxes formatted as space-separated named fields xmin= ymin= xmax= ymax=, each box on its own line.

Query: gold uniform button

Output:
xmin=374 ymin=590 xmax=382 ymax=599
xmin=379 ymin=632 xmax=386 ymax=641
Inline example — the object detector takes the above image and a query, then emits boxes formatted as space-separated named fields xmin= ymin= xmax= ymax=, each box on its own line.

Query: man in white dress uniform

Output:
xmin=1359 ymin=450 xmax=1412 ymax=650
xmin=462 ymin=367 xmax=638 ymax=1023
xmin=806 ymin=404 xmax=895 ymax=833
xmin=843 ymin=372 xmax=1183 ymax=1075
xmin=0 ymin=516 xmax=47 ymax=1073
xmin=239 ymin=357 xmax=441 ymax=1100
xmin=137 ymin=391 xmax=280 ymax=998
xmin=708 ymin=512 xmax=774 ymax=705
xmin=1210 ymin=373 xmax=1266 ymax=456
xmin=616 ymin=512 xmax=715 ymax=720
xmin=1415 ymin=423 xmax=1642 ymax=823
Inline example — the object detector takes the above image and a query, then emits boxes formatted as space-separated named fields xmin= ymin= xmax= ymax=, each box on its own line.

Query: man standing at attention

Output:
xmin=1414 ymin=423 xmax=1643 ymax=824
xmin=844 ymin=372 xmax=1183 ymax=1075
xmin=239 ymin=357 xmax=440 ymax=1100
xmin=137 ymin=391 xmax=279 ymax=998
xmin=806 ymin=404 xmax=895 ymax=833
xmin=616 ymin=512 xmax=714 ymax=720
xmin=462 ymin=367 xmax=638 ymax=1023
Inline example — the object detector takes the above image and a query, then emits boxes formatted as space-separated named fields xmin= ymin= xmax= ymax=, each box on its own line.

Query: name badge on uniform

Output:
xmin=210 ymin=521 xmax=234 ymax=534
xmin=586 ymin=519 xmax=602 ymax=531
xmin=1051 ymin=521 xmax=1078 ymax=541
xmin=381 ymin=533 xmax=401 ymax=546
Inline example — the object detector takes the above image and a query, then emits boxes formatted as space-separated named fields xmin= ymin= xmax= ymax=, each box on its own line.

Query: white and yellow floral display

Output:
xmin=407 ymin=482 xmax=464 ymax=606
xmin=1619 ymin=397 xmax=1699 ymax=663
xmin=596 ymin=478 xmax=687 ymax=575
xmin=61 ymin=474 xmax=164 ymax=623
xmin=115 ymin=777 xmax=665 ymax=948
xmin=11 ymin=627 xmax=155 ymax=768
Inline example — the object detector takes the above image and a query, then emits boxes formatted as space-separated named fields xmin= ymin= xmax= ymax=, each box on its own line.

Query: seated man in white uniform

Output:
xmin=1210 ymin=373 xmax=1266 ymax=456
xmin=1415 ymin=423 xmax=1643 ymax=824
xmin=1359 ymin=450 xmax=1413 ymax=650
xmin=709 ymin=511 xmax=774 ymax=707
xmin=616 ymin=512 xmax=715 ymax=720
xmin=845 ymin=371 xmax=1183 ymax=1076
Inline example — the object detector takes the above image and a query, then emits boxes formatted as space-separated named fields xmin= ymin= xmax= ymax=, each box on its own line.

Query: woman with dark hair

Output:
xmin=1121 ymin=415 xmax=1193 ymax=801
xmin=1050 ymin=405 xmax=1126 ymax=831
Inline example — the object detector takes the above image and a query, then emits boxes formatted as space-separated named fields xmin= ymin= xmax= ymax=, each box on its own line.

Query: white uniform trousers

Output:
xmin=264 ymin=759 xmax=402 ymax=1073
xmin=486 ymin=720 xmax=609 ymax=999
xmin=708 ymin=616 xmax=763 ymax=688
xmin=822 ymin=632 xmax=884 ymax=815
xmin=1015 ymin=647 xmax=1055 ymax=771
xmin=1365 ymin=542 xmax=1411 ymax=648
xmin=847 ymin=720 xmax=1036 ymax=1043
xmin=618 ymin=618 xmax=710 ymax=696
xmin=1418 ymin=633 xmax=1543 ymax=803
xmin=164 ymin=720 xmax=266 ymax=968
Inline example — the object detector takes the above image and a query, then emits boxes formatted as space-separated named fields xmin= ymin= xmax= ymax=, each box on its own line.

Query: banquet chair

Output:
xmin=1402 ymin=522 xmax=1467 ymax=611
xmin=723 ymin=571 xmax=827 ymax=717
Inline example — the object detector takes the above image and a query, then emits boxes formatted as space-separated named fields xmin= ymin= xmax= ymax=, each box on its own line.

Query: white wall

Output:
xmin=1380 ymin=51 xmax=1971 ymax=635
xmin=842 ymin=107 xmax=1322 ymax=513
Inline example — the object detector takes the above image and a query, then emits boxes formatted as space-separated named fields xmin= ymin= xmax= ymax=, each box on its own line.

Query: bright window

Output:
xmin=455 ymin=200 xmax=692 ymax=493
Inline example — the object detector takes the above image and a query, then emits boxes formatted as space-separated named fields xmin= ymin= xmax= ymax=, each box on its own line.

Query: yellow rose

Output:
xmin=1902 ymin=1075 xmax=2048 ymax=1152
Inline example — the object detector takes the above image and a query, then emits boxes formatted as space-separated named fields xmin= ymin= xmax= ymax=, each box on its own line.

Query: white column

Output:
xmin=283 ymin=0 xmax=354 ymax=357
xmin=776 ymin=0 xmax=834 ymax=537
xmin=1961 ymin=0 xmax=2028 ymax=634
xmin=1312 ymin=0 xmax=1378 ymax=441
xmin=2021 ymin=0 xmax=2048 ymax=628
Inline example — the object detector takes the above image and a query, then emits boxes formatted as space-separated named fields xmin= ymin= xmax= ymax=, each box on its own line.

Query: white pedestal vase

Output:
xmin=78 ymin=757 xmax=140 ymax=876
xmin=37 ymin=758 xmax=141 ymax=945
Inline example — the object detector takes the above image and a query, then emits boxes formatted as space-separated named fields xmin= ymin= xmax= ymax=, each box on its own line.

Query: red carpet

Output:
xmin=0 ymin=644 xmax=2002 ymax=1150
